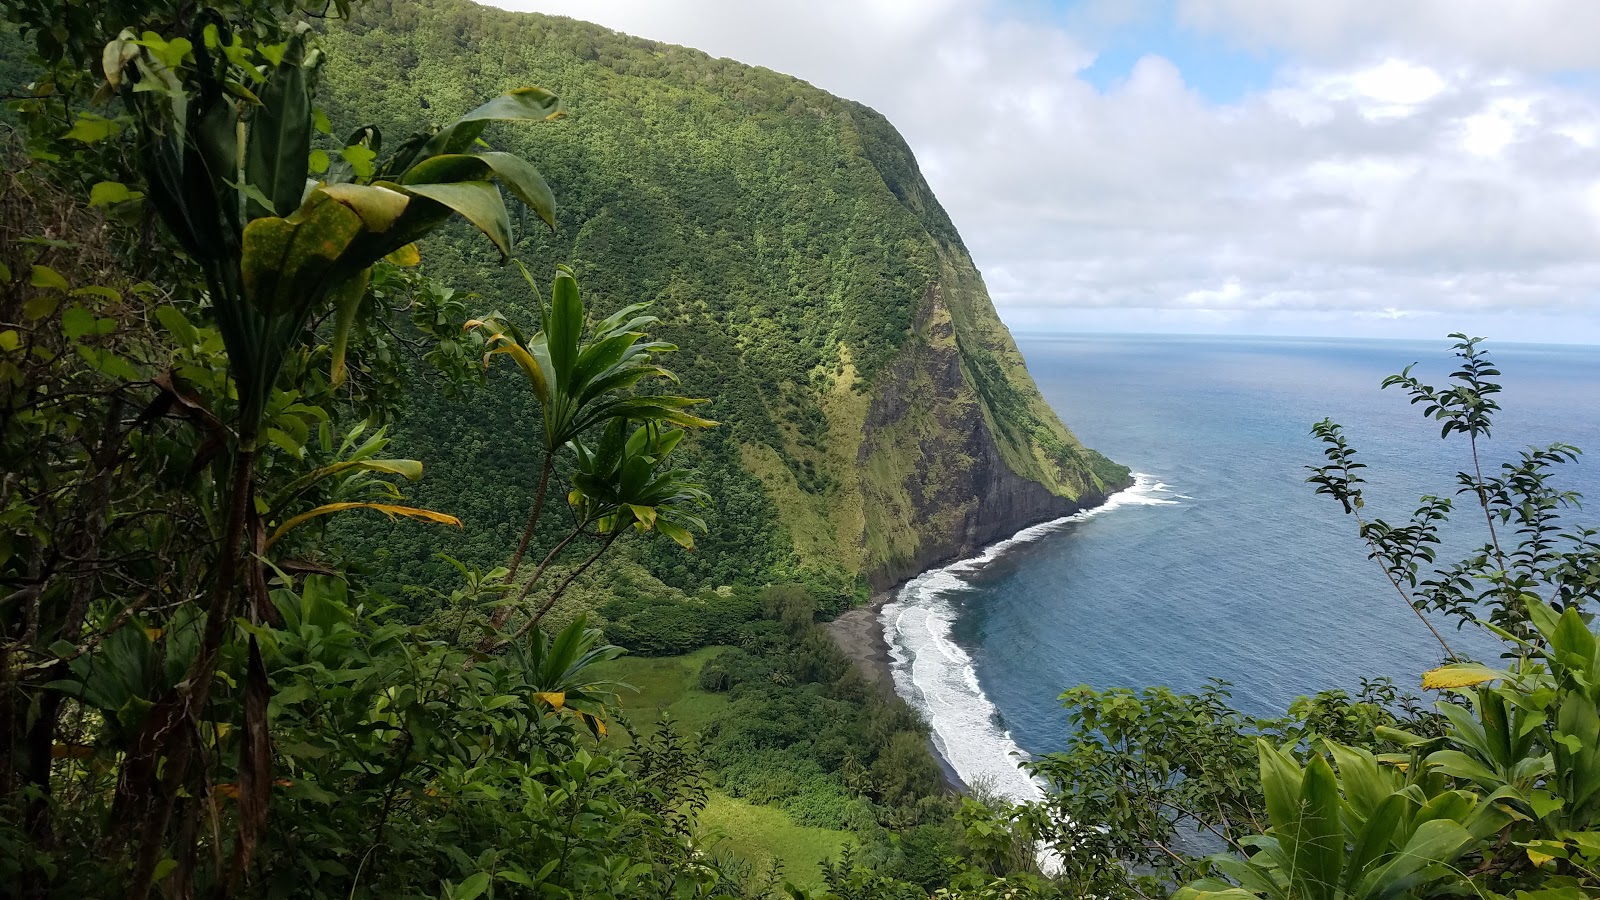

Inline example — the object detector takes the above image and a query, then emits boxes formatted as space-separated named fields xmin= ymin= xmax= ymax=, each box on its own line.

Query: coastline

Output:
xmin=826 ymin=594 xmax=968 ymax=794
xmin=825 ymin=481 xmax=1132 ymax=798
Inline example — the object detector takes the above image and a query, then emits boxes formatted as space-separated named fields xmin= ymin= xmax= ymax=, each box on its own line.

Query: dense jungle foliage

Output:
xmin=305 ymin=0 xmax=1127 ymax=599
xmin=2 ymin=0 xmax=1598 ymax=898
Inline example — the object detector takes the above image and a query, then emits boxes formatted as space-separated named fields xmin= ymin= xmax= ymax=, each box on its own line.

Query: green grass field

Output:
xmin=589 ymin=649 xmax=854 ymax=890
xmin=590 ymin=645 xmax=731 ymax=745
xmin=700 ymin=792 xmax=854 ymax=890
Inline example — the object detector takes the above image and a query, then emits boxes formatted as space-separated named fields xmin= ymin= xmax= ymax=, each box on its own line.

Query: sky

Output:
xmin=483 ymin=0 xmax=1600 ymax=344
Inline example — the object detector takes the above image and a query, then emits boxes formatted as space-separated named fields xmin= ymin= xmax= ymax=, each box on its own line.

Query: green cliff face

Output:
xmin=322 ymin=0 xmax=1129 ymax=591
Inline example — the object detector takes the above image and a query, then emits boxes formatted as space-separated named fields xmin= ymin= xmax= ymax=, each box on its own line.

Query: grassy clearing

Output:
xmin=700 ymin=792 xmax=854 ymax=890
xmin=591 ymin=650 xmax=854 ymax=888
xmin=590 ymin=645 xmax=731 ymax=746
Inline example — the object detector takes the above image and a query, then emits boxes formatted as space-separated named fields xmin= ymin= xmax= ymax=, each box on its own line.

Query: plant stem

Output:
xmin=478 ymin=521 xmax=586 ymax=653
xmin=505 ymin=532 xmax=619 ymax=646
xmin=494 ymin=449 xmax=555 ymax=632
xmin=123 ymin=443 xmax=255 ymax=900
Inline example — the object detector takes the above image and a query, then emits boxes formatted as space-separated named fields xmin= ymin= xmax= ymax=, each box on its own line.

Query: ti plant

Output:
xmin=1177 ymin=738 xmax=1492 ymax=900
xmin=96 ymin=17 xmax=563 ymax=895
xmin=468 ymin=264 xmax=714 ymax=643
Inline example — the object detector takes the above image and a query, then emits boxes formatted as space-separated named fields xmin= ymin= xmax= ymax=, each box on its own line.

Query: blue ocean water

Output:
xmin=882 ymin=334 xmax=1600 ymax=800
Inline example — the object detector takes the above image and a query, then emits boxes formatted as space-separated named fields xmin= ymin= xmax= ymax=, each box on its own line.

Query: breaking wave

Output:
xmin=879 ymin=473 xmax=1182 ymax=804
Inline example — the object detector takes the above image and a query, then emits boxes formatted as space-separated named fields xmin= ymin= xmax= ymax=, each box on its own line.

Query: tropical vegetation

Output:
xmin=1 ymin=0 xmax=1596 ymax=898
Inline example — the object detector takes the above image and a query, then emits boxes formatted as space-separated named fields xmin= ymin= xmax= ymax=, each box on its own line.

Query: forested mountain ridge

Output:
xmin=321 ymin=0 xmax=1129 ymax=593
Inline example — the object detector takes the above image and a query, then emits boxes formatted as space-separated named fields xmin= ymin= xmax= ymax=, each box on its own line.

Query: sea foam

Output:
xmin=879 ymin=473 xmax=1180 ymax=805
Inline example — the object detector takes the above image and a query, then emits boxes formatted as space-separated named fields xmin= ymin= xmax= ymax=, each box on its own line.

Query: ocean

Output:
xmin=881 ymin=334 xmax=1600 ymax=803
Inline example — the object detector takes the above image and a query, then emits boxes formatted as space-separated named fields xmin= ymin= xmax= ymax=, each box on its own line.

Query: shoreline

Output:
xmin=825 ymin=483 xmax=1131 ymax=798
xmin=825 ymin=594 xmax=968 ymax=794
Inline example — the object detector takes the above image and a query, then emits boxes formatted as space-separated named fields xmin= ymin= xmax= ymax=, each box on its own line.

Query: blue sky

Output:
xmin=501 ymin=0 xmax=1600 ymax=344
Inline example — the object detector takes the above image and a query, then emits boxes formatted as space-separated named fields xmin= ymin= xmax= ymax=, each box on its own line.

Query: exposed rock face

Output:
xmin=859 ymin=287 xmax=1121 ymax=590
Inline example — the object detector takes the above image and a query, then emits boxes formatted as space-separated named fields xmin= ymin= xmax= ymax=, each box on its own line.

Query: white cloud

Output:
xmin=483 ymin=0 xmax=1600 ymax=342
xmin=1177 ymin=0 xmax=1600 ymax=71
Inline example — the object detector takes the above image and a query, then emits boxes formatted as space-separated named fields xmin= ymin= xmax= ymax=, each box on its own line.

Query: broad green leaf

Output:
xmin=546 ymin=269 xmax=583 ymax=386
xmin=23 ymin=295 xmax=61 ymax=321
xmin=656 ymin=519 xmax=695 ymax=549
xmin=455 ymin=869 xmax=492 ymax=898
xmin=402 ymin=181 xmax=511 ymax=260
xmin=154 ymin=306 xmax=199 ymax=347
xmin=339 ymin=143 xmax=377 ymax=178
xmin=476 ymin=151 xmax=556 ymax=229
xmin=61 ymin=306 xmax=95 ymax=340
xmin=63 ymin=113 xmax=120 ymax=143
xmin=1356 ymin=819 xmax=1474 ymax=898
xmin=30 ymin=265 xmax=68 ymax=291
xmin=456 ymin=86 xmax=563 ymax=124
xmin=1294 ymin=753 xmax=1344 ymax=900
xmin=89 ymin=181 xmax=143 ymax=207
xmin=1345 ymin=794 xmax=1404 ymax=895
xmin=400 ymin=152 xmax=491 ymax=185
xmin=245 ymin=33 xmax=315 ymax=219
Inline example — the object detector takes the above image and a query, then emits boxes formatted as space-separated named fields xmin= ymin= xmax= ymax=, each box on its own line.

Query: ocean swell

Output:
xmin=879 ymin=473 xmax=1181 ymax=803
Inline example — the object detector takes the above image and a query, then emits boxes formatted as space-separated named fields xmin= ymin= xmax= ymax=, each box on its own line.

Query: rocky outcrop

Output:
xmin=858 ymin=285 xmax=1123 ymax=590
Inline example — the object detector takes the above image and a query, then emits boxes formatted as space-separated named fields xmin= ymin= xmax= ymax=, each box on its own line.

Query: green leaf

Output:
xmin=63 ymin=113 xmax=120 ymax=143
xmin=453 ymin=872 xmax=491 ymax=900
xmin=546 ymin=268 xmax=583 ymax=387
xmin=401 ymin=182 xmax=511 ymax=260
xmin=326 ymin=268 xmax=372 ymax=388
xmin=340 ymin=143 xmax=377 ymax=179
xmin=245 ymin=33 xmax=315 ymax=219
xmin=0 ymin=330 xmax=19 ymax=352
xmin=1294 ymin=753 xmax=1344 ymax=900
xmin=23 ymin=295 xmax=60 ymax=321
xmin=30 ymin=265 xmax=68 ymax=291
xmin=154 ymin=306 xmax=199 ymax=347
xmin=475 ymin=151 xmax=557 ymax=230
xmin=456 ymin=86 xmax=564 ymax=124
xmin=89 ymin=181 xmax=143 ymax=207
xmin=61 ymin=306 xmax=95 ymax=340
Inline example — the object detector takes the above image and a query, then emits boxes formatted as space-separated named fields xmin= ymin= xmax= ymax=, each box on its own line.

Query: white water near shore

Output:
xmin=879 ymin=473 xmax=1183 ymax=804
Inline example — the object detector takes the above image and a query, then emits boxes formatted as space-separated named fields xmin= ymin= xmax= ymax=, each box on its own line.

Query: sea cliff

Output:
xmin=321 ymin=0 xmax=1129 ymax=590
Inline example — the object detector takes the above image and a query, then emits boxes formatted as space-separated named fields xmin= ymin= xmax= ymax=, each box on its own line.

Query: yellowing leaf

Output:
xmin=385 ymin=243 xmax=421 ymax=267
xmin=267 ymin=502 xmax=461 ymax=549
xmin=0 ymin=331 xmax=18 ymax=353
xmin=320 ymin=183 xmax=411 ymax=231
xmin=534 ymin=691 xmax=565 ymax=709
xmin=1422 ymin=663 xmax=1503 ymax=691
